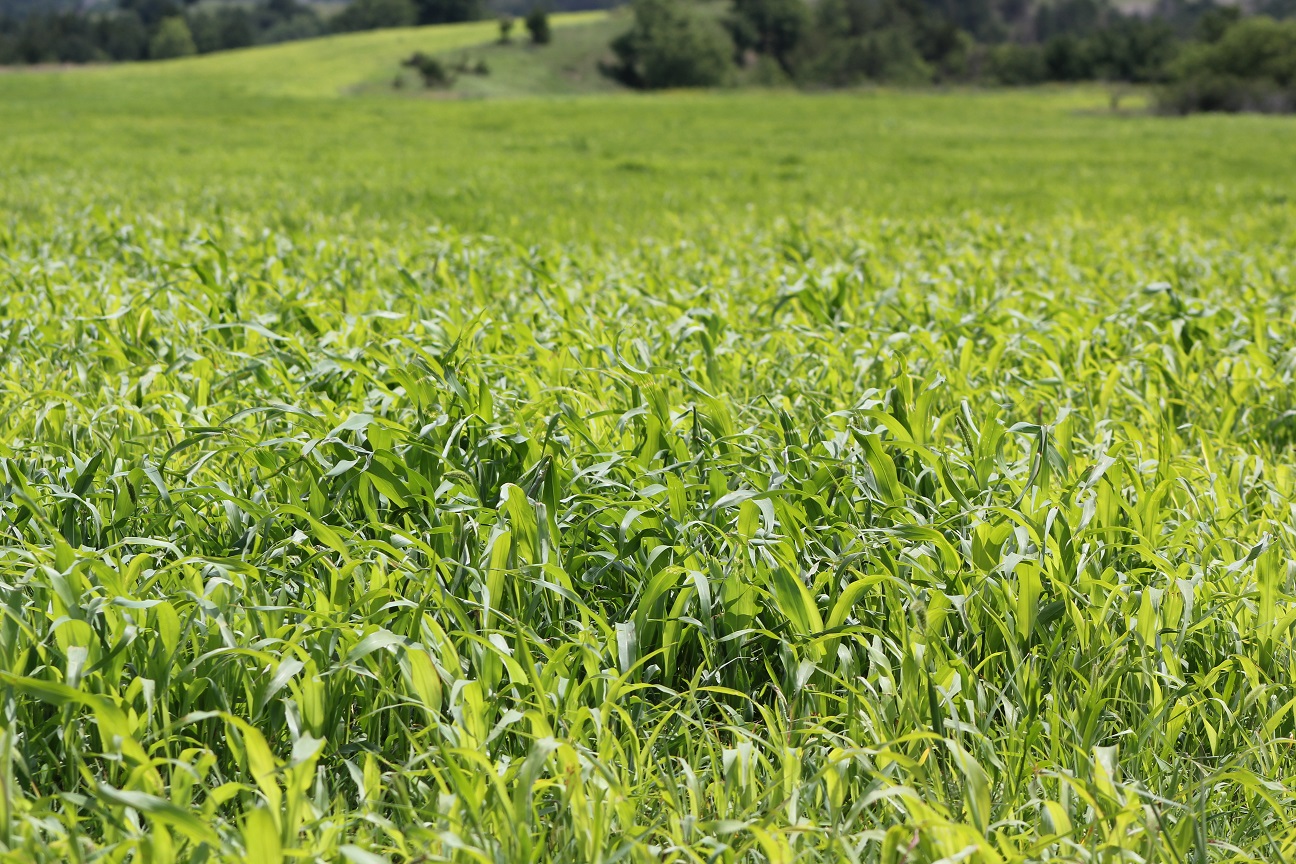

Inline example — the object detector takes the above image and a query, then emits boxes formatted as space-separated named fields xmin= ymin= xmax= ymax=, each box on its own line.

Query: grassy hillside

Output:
xmin=390 ymin=10 xmax=631 ymax=98
xmin=4 ymin=13 xmax=608 ymax=101
xmin=4 ymin=20 xmax=1296 ymax=864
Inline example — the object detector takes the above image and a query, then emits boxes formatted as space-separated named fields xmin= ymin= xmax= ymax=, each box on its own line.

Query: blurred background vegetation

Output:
xmin=2 ymin=0 xmax=1295 ymax=112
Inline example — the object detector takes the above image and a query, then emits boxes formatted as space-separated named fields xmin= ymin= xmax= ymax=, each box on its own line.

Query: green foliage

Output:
xmin=726 ymin=0 xmax=809 ymax=74
xmin=1160 ymin=16 xmax=1296 ymax=112
xmin=332 ymin=0 xmax=418 ymax=33
xmin=100 ymin=10 xmax=149 ymax=60
xmin=4 ymin=46 xmax=1296 ymax=860
xmin=607 ymin=0 xmax=734 ymax=88
xmin=148 ymin=14 xmax=195 ymax=59
xmin=402 ymin=48 xmax=453 ymax=85
xmin=412 ymin=0 xmax=483 ymax=25
xmin=3 ymin=120 xmax=1296 ymax=860
xmin=498 ymin=12 xmax=514 ymax=42
xmin=525 ymin=5 xmax=551 ymax=44
xmin=1197 ymin=3 xmax=1242 ymax=43
xmin=987 ymin=41 xmax=1046 ymax=84
xmin=188 ymin=6 xmax=255 ymax=54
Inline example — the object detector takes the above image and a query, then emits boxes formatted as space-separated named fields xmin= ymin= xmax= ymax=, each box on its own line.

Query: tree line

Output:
xmin=3 ymin=0 xmax=1293 ymax=113
xmin=0 ymin=0 xmax=483 ymax=64
xmin=601 ymin=0 xmax=1296 ymax=111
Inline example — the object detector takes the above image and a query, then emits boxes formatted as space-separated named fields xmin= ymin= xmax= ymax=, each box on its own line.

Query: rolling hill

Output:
xmin=57 ymin=12 xmax=611 ymax=99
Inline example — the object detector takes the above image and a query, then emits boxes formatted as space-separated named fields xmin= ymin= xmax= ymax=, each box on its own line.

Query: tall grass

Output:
xmin=1 ymin=206 xmax=1294 ymax=861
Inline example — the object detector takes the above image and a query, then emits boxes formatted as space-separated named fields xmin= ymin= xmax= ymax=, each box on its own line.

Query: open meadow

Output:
xmin=3 ymin=16 xmax=1296 ymax=863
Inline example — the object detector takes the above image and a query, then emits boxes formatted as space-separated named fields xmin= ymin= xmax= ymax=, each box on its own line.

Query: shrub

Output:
xmin=605 ymin=0 xmax=734 ymax=89
xmin=149 ymin=16 xmax=196 ymax=60
xmin=403 ymin=50 xmax=454 ymax=87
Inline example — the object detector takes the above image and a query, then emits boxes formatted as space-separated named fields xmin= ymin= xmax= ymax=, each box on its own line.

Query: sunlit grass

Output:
xmin=1 ymin=23 xmax=1296 ymax=863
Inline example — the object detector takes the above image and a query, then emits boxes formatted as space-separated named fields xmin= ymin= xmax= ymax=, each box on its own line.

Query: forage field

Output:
xmin=3 ymin=17 xmax=1296 ymax=864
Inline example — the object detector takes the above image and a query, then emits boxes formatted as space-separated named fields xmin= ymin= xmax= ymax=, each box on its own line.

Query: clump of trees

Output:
xmin=402 ymin=50 xmax=453 ymax=86
xmin=603 ymin=0 xmax=732 ymax=88
xmin=332 ymin=0 xmax=416 ymax=33
xmin=603 ymin=0 xmax=1296 ymax=111
xmin=1158 ymin=16 xmax=1296 ymax=112
xmin=397 ymin=49 xmax=489 ymax=88
xmin=408 ymin=0 xmax=482 ymax=25
xmin=0 ymin=0 xmax=324 ymax=64
xmin=0 ymin=0 xmax=492 ymax=64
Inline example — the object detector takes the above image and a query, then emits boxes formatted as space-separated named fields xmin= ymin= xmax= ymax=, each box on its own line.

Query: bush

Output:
xmin=605 ymin=0 xmax=734 ymax=89
xmin=332 ymin=0 xmax=416 ymax=32
xmin=525 ymin=6 xmax=550 ymax=44
xmin=149 ymin=16 xmax=196 ymax=60
xmin=403 ymin=50 xmax=454 ymax=87
xmin=1159 ymin=17 xmax=1296 ymax=113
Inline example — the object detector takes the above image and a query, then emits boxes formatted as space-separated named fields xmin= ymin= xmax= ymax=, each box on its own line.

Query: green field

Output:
xmin=3 ymin=16 xmax=1296 ymax=864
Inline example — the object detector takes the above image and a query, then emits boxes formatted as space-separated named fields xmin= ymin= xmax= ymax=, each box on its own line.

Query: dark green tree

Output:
xmin=525 ymin=6 xmax=550 ymax=44
xmin=727 ymin=0 xmax=809 ymax=74
xmin=332 ymin=0 xmax=416 ymax=32
xmin=606 ymin=0 xmax=734 ymax=88
xmin=99 ymin=10 xmax=147 ymax=60
xmin=402 ymin=50 xmax=455 ymax=86
xmin=149 ymin=15 xmax=195 ymax=58
xmin=1196 ymin=4 xmax=1242 ymax=43
xmin=411 ymin=0 xmax=481 ymax=25
xmin=1160 ymin=16 xmax=1296 ymax=112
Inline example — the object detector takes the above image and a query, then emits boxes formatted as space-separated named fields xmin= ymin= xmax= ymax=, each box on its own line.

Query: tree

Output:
xmin=525 ymin=6 xmax=550 ymax=44
xmin=332 ymin=0 xmax=416 ymax=32
xmin=411 ymin=0 xmax=481 ymax=26
xmin=498 ymin=13 xmax=513 ymax=43
xmin=1159 ymin=16 xmax=1296 ymax=112
xmin=188 ymin=7 xmax=255 ymax=53
xmin=987 ymin=41 xmax=1045 ymax=84
xmin=120 ymin=0 xmax=182 ymax=28
xmin=727 ymin=0 xmax=809 ymax=75
xmin=217 ymin=7 xmax=255 ymax=49
xmin=605 ymin=0 xmax=734 ymax=88
xmin=1087 ymin=15 xmax=1177 ymax=82
xmin=1197 ymin=5 xmax=1242 ymax=44
xmin=149 ymin=15 xmax=196 ymax=59
xmin=99 ymin=11 xmax=148 ymax=61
